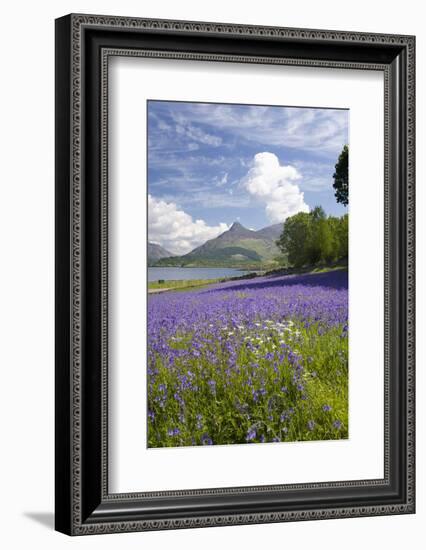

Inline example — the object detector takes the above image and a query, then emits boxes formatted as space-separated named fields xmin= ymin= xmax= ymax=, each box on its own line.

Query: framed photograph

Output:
xmin=55 ymin=14 xmax=415 ymax=535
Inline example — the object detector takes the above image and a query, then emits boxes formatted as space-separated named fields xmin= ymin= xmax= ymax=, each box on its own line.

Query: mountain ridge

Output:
xmin=152 ymin=221 xmax=284 ymax=268
xmin=148 ymin=241 xmax=175 ymax=265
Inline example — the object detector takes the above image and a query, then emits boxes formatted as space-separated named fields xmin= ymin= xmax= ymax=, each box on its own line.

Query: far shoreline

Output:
xmin=147 ymin=263 xmax=348 ymax=294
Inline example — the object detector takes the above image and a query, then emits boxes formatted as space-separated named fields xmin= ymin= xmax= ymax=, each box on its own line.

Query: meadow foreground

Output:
xmin=147 ymin=270 xmax=348 ymax=448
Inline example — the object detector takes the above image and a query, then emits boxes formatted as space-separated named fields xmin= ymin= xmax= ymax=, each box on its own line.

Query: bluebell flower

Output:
xmin=246 ymin=427 xmax=257 ymax=441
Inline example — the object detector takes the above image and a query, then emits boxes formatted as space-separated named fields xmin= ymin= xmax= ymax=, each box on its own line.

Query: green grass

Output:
xmin=310 ymin=265 xmax=347 ymax=274
xmin=148 ymin=278 xmax=222 ymax=291
xmin=148 ymin=319 xmax=348 ymax=447
xmin=264 ymin=263 xmax=348 ymax=277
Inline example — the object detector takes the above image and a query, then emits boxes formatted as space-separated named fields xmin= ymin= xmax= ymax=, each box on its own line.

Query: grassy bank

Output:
xmin=148 ymin=265 xmax=347 ymax=294
xmin=148 ymin=278 xmax=222 ymax=291
xmin=264 ymin=260 xmax=348 ymax=278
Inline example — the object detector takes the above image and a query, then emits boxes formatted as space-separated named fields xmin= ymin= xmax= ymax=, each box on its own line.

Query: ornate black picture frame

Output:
xmin=55 ymin=13 xmax=415 ymax=535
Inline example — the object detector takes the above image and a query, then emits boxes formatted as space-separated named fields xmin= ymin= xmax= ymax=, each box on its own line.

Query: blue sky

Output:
xmin=148 ymin=100 xmax=348 ymax=255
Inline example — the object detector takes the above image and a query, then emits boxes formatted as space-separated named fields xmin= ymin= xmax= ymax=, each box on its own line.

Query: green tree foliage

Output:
xmin=276 ymin=212 xmax=312 ymax=268
xmin=336 ymin=213 xmax=348 ymax=259
xmin=333 ymin=145 xmax=349 ymax=206
xmin=276 ymin=208 xmax=348 ymax=268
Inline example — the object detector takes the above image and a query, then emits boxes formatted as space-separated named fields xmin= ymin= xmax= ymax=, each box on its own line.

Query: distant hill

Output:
xmin=153 ymin=221 xmax=284 ymax=268
xmin=255 ymin=223 xmax=283 ymax=242
xmin=148 ymin=242 xmax=174 ymax=265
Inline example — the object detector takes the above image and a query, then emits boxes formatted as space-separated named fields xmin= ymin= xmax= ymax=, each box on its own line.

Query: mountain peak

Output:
xmin=229 ymin=221 xmax=246 ymax=232
xmin=148 ymin=241 xmax=174 ymax=261
xmin=155 ymin=221 xmax=282 ymax=266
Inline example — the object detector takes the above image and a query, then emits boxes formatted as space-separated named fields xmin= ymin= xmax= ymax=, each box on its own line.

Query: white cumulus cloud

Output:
xmin=148 ymin=195 xmax=229 ymax=255
xmin=242 ymin=152 xmax=309 ymax=223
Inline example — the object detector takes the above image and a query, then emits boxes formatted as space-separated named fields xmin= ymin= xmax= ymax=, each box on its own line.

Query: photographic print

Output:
xmin=147 ymin=100 xmax=349 ymax=448
xmin=55 ymin=16 xmax=415 ymax=533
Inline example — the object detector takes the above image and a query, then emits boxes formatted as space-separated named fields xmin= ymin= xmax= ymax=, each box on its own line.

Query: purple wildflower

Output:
xmin=246 ymin=427 xmax=257 ymax=441
xmin=201 ymin=434 xmax=213 ymax=445
xmin=147 ymin=269 xmax=348 ymax=448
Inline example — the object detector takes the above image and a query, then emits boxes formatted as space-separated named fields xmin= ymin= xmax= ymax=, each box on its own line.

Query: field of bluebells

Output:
xmin=147 ymin=270 xmax=348 ymax=448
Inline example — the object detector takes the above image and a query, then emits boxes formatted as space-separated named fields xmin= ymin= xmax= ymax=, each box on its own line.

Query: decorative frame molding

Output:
xmin=55 ymin=14 xmax=415 ymax=535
